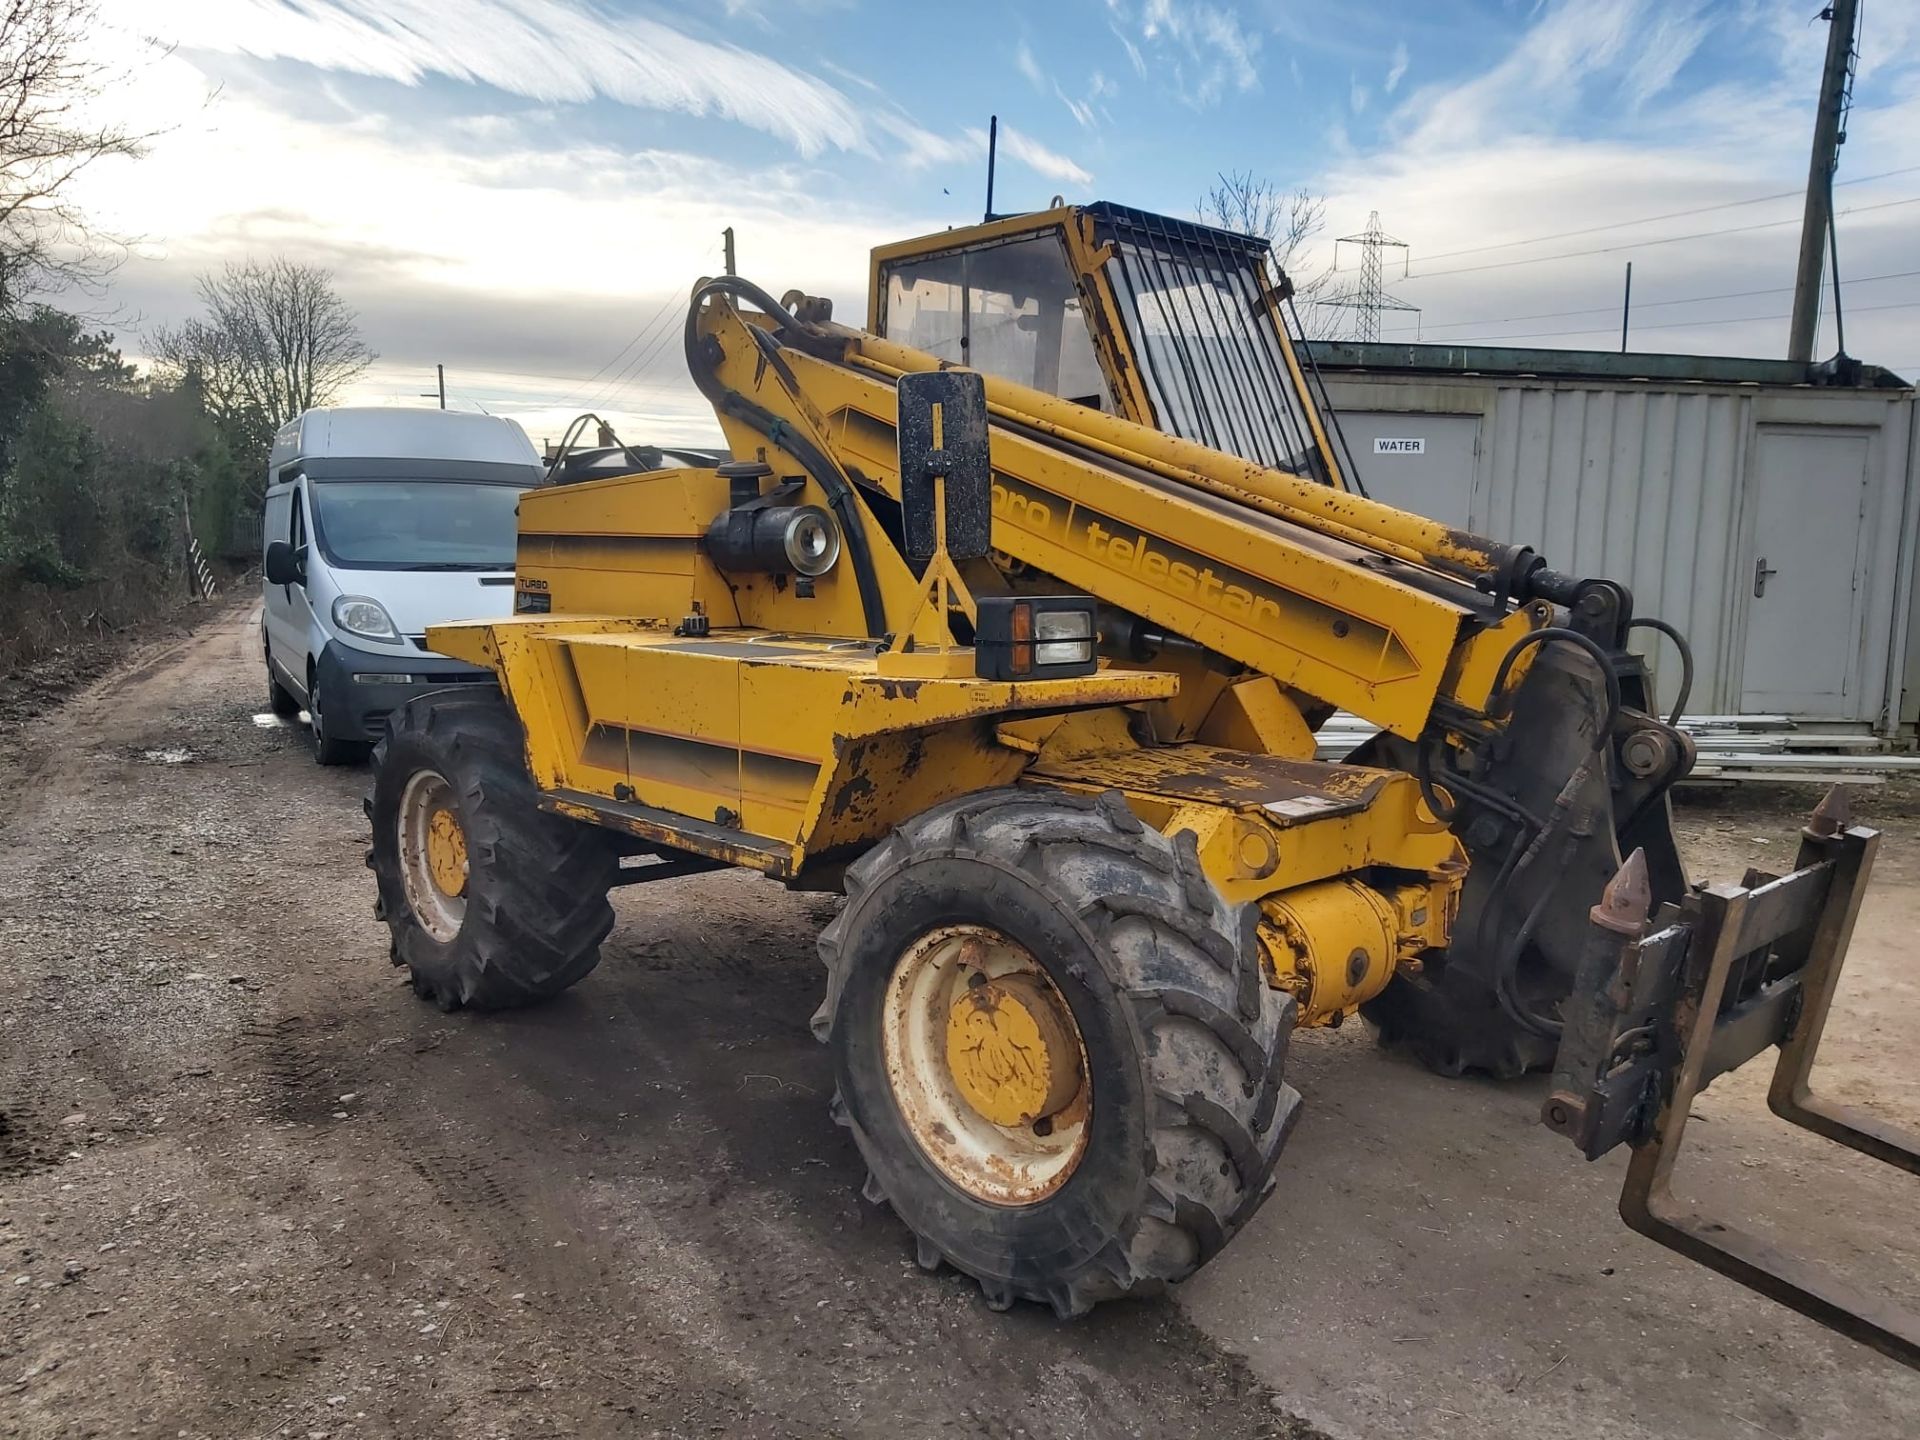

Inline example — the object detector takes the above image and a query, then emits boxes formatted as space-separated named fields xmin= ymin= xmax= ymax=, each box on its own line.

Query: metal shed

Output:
xmin=1307 ymin=344 xmax=1920 ymax=739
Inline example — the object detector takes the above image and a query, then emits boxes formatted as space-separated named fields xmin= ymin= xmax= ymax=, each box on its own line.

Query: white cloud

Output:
xmin=1015 ymin=40 xmax=1044 ymax=89
xmin=106 ymin=0 xmax=869 ymax=158
xmin=1121 ymin=0 xmax=1260 ymax=106
xmin=64 ymin=38 xmax=994 ymax=446
xmin=99 ymin=0 xmax=1091 ymax=187
xmin=970 ymin=126 xmax=1095 ymax=188
xmin=1384 ymin=40 xmax=1409 ymax=95
xmin=1622 ymin=3 xmax=1711 ymax=109
xmin=1396 ymin=0 xmax=1644 ymax=149
xmin=871 ymin=117 xmax=1090 ymax=188
xmin=1300 ymin=1 xmax=1920 ymax=367
xmin=1350 ymin=76 xmax=1369 ymax=114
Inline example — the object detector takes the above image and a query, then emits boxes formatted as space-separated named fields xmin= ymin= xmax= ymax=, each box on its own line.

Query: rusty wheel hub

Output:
xmin=398 ymin=769 xmax=468 ymax=944
xmin=882 ymin=924 xmax=1090 ymax=1205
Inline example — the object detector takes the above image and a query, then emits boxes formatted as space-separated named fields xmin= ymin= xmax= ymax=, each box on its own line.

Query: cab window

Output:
xmin=290 ymin=482 xmax=308 ymax=553
xmin=880 ymin=232 xmax=1112 ymax=410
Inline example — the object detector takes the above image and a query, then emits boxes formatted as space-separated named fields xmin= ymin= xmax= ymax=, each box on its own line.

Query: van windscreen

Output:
xmin=308 ymin=480 xmax=525 ymax=571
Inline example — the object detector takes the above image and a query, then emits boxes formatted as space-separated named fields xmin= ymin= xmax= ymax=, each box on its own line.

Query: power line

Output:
xmin=598 ymin=299 xmax=703 ymax=409
xmin=577 ymin=297 xmax=689 ymax=413
xmin=551 ymin=291 xmax=682 ymax=411
xmin=1380 ymin=265 xmax=1920 ymax=338
xmin=1406 ymin=195 xmax=1920 ymax=281
xmin=1412 ymin=164 xmax=1920 ymax=265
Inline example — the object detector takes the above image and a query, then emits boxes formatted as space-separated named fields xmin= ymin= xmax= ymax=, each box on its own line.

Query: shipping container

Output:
xmin=1307 ymin=344 xmax=1919 ymax=737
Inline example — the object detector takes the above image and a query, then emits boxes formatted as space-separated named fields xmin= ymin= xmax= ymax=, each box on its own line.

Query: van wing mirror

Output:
xmin=264 ymin=540 xmax=304 ymax=587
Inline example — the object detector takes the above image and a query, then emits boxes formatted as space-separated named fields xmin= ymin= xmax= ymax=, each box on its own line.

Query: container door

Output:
xmin=1336 ymin=412 xmax=1479 ymax=529
xmin=1738 ymin=427 xmax=1871 ymax=717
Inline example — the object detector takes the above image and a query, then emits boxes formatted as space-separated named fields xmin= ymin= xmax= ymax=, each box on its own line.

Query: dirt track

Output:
xmin=2 ymin=598 xmax=1916 ymax=1439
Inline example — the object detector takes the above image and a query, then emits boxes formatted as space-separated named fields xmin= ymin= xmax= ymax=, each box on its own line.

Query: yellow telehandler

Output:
xmin=364 ymin=202 xmax=1916 ymax=1360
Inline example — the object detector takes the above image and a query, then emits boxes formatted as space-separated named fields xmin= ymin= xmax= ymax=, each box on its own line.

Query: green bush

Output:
xmin=0 ymin=305 xmax=257 ymax=670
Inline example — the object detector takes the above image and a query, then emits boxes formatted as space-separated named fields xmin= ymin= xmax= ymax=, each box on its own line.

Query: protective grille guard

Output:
xmin=1543 ymin=787 xmax=1919 ymax=1369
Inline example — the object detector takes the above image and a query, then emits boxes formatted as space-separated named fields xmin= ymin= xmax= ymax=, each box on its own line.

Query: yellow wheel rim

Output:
xmin=425 ymin=808 xmax=468 ymax=897
xmin=882 ymin=925 xmax=1091 ymax=1205
xmin=398 ymin=769 xmax=468 ymax=944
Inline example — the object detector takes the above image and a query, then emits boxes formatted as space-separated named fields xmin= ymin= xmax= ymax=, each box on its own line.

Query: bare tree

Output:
xmin=1198 ymin=171 xmax=1336 ymax=337
xmin=151 ymin=258 xmax=375 ymax=499
xmin=0 ymin=0 xmax=148 ymax=308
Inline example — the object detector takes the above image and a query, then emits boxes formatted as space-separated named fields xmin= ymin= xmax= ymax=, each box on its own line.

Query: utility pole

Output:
xmin=722 ymin=227 xmax=735 ymax=277
xmin=1621 ymin=262 xmax=1633 ymax=352
xmin=419 ymin=364 xmax=446 ymax=409
xmin=1787 ymin=0 xmax=1858 ymax=363
xmin=984 ymin=114 xmax=999 ymax=222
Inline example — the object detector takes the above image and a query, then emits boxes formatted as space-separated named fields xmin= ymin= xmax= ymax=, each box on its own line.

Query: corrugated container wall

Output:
xmin=1317 ymin=370 xmax=1919 ymax=734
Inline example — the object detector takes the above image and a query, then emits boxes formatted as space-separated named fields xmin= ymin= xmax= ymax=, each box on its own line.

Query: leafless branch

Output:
xmin=1198 ymin=170 xmax=1338 ymax=338
xmin=150 ymin=258 xmax=375 ymax=500
xmin=0 ymin=0 xmax=155 ymax=308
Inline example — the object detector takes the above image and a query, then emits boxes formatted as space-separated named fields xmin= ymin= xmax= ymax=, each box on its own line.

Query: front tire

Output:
xmin=308 ymin=669 xmax=369 ymax=766
xmin=815 ymin=788 xmax=1300 ymax=1317
xmin=366 ymin=690 xmax=617 ymax=1011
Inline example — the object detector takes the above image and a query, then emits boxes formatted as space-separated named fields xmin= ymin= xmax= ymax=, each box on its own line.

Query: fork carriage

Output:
xmin=1545 ymin=788 xmax=1918 ymax=1367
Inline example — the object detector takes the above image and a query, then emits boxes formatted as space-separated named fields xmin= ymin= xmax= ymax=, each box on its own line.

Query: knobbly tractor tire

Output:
xmin=814 ymin=787 xmax=1300 ymax=1318
xmin=1340 ymin=730 xmax=1561 ymax=1081
xmin=1361 ymin=969 xmax=1559 ymax=1081
xmin=365 ymin=689 xmax=617 ymax=1011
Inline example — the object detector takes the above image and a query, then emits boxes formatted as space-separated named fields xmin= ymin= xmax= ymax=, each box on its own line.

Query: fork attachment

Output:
xmin=1541 ymin=786 xmax=1919 ymax=1369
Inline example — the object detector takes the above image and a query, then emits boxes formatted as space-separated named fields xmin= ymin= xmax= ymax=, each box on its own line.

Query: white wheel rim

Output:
xmin=881 ymin=923 xmax=1091 ymax=1206
xmin=398 ymin=769 xmax=467 ymax=944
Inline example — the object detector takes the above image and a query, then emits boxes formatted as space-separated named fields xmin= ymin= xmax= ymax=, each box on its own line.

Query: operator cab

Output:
xmin=869 ymin=202 xmax=1349 ymax=487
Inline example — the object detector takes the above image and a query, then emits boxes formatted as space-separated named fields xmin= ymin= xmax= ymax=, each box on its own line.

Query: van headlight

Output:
xmin=332 ymin=595 xmax=402 ymax=643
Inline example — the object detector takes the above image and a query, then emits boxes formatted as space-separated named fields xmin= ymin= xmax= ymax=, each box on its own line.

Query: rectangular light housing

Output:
xmin=974 ymin=596 xmax=1099 ymax=681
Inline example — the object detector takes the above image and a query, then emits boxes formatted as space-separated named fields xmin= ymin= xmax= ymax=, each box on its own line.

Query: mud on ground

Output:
xmin=1 ymin=598 xmax=1915 ymax=1439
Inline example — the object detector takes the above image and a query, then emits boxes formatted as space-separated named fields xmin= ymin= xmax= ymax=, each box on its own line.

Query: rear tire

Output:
xmin=1362 ymin=970 xmax=1557 ymax=1080
xmin=366 ymin=690 xmax=617 ymax=1011
xmin=815 ymin=787 xmax=1300 ymax=1317
xmin=266 ymin=662 xmax=301 ymax=718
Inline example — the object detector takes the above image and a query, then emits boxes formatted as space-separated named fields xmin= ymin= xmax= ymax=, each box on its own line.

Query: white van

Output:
xmin=261 ymin=407 xmax=543 ymax=764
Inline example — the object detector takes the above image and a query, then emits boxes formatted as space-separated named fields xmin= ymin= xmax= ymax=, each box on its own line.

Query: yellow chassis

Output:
xmin=433 ymin=612 xmax=1461 ymax=1027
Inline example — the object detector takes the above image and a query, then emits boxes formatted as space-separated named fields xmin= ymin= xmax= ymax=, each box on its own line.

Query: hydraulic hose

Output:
xmin=681 ymin=277 xmax=888 ymax=639
xmin=1488 ymin=627 xmax=1623 ymax=751
xmin=1625 ymin=616 xmax=1694 ymax=726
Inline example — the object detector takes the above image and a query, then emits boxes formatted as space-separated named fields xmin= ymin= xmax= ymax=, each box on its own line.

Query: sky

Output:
xmin=69 ymin=0 xmax=1920 ymax=448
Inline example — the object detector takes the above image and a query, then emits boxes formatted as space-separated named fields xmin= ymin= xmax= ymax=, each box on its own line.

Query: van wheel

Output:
xmin=308 ymin=669 xmax=368 ymax=766
xmin=366 ymin=690 xmax=617 ymax=1010
xmin=267 ymin=667 xmax=301 ymax=719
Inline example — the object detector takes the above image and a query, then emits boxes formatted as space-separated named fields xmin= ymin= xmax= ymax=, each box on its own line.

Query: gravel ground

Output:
xmin=1 ymin=596 xmax=1915 ymax=1439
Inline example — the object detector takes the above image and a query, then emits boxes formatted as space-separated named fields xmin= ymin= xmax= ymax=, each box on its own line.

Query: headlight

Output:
xmin=781 ymin=507 xmax=841 ymax=577
xmin=974 ymin=596 xmax=1099 ymax=681
xmin=332 ymin=595 xmax=402 ymax=643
